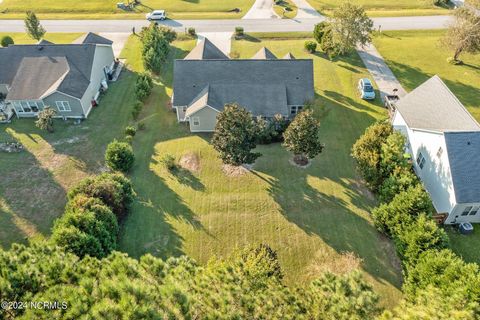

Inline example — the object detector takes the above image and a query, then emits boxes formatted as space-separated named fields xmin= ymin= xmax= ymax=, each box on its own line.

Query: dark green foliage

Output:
xmin=51 ymin=195 xmax=118 ymax=258
xmin=132 ymin=100 xmax=143 ymax=119
xmin=24 ymin=11 xmax=46 ymax=40
xmin=0 ymin=243 xmax=380 ymax=320
xmin=378 ymin=167 xmax=419 ymax=203
xmin=105 ymin=139 xmax=135 ymax=172
xmin=394 ymin=214 xmax=449 ymax=266
xmin=212 ymin=103 xmax=261 ymax=165
xmin=307 ymin=271 xmax=380 ymax=320
xmin=313 ymin=21 xmax=330 ymax=44
xmin=35 ymin=107 xmax=56 ymax=132
xmin=351 ymin=121 xmax=393 ymax=192
xmin=125 ymin=125 xmax=137 ymax=137
xmin=67 ymin=173 xmax=134 ymax=221
xmin=256 ymin=114 xmax=289 ymax=144
xmin=141 ymin=23 xmax=172 ymax=73
xmin=235 ymin=26 xmax=244 ymax=37
xmin=304 ymin=40 xmax=317 ymax=53
xmin=134 ymin=73 xmax=153 ymax=101
xmin=160 ymin=153 xmax=176 ymax=171
xmin=283 ymin=109 xmax=324 ymax=164
xmin=188 ymin=27 xmax=196 ymax=37
xmin=0 ymin=35 xmax=14 ymax=47
xmin=403 ymin=249 xmax=480 ymax=305
xmin=372 ymin=184 xmax=433 ymax=236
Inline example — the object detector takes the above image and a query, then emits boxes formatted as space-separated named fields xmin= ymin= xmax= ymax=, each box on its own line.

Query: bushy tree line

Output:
xmin=352 ymin=121 xmax=480 ymax=318
xmin=0 ymin=243 xmax=380 ymax=320
xmin=51 ymin=173 xmax=134 ymax=258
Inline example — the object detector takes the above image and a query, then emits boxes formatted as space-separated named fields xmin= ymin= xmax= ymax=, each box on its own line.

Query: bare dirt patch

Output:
xmin=179 ymin=152 xmax=200 ymax=172
xmin=351 ymin=178 xmax=375 ymax=201
xmin=222 ymin=163 xmax=253 ymax=177
xmin=307 ymin=248 xmax=363 ymax=277
xmin=288 ymin=156 xmax=312 ymax=169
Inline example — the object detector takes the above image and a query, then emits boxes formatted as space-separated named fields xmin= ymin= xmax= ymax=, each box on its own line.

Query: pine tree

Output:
xmin=24 ymin=11 xmax=46 ymax=40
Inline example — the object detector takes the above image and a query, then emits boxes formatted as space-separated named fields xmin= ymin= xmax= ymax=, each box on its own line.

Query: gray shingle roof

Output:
xmin=184 ymin=38 xmax=229 ymax=60
xmin=73 ymin=32 xmax=113 ymax=45
xmin=395 ymin=75 xmax=480 ymax=132
xmin=444 ymin=131 xmax=480 ymax=203
xmin=173 ymin=59 xmax=314 ymax=110
xmin=0 ymin=44 xmax=96 ymax=99
xmin=38 ymin=39 xmax=54 ymax=45
xmin=252 ymin=47 xmax=277 ymax=59
xmin=186 ymin=83 xmax=288 ymax=117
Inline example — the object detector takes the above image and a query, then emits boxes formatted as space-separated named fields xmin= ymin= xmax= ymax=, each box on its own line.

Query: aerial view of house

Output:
xmin=0 ymin=0 xmax=479 ymax=318
xmin=0 ymin=33 xmax=115 ymax=120
xmin=173 ymin=39 xmax=314 ymax=132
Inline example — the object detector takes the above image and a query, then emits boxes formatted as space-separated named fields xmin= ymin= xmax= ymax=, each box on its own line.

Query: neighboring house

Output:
xmin=0 ymin=32 xmax=115 ymax=119
xmin=391 ymin=75 xmax=480 ymax=224
xmin=172 ymin=39 xmax=314 ymax=132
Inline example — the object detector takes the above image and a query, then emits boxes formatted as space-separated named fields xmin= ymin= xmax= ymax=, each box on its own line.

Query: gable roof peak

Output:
xmin=252 ymin=47 xmax=277 ymax=60
xmin=184 ymin=38 xmax=229 ymax=60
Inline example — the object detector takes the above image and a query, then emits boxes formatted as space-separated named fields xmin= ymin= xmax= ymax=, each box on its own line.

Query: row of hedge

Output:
xmin=51 ymin=173 xmax=134 ymax=258
xmin=352 ymin=121 xmax=480 ymax=316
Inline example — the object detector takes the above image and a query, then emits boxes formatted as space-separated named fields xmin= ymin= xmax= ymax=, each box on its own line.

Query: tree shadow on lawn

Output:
xmin=255 ymin=92 xmax=401 ymax=289
xmin=170 ymin=167 xmax=205 ymax=192
xmin=383 ymin=59 xmax=480 ymax=111
xmin=0 ymin=135 xmax=67 ymax=249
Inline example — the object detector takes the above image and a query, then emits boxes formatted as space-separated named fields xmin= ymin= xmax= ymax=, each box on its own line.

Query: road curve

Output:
xmin=0 ymin=16 xmax=452 ymax=33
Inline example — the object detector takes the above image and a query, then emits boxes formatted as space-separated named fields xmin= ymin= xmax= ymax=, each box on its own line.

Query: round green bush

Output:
xmin=105 ymin=140 xmax=135 ymax=172
xmin=1 ymin=36 xmax=14 ymax=47
xmin=125 ymin=125 xmax=137 ymax=137
xmin=304 ymin=41 xmax=317 ymax=53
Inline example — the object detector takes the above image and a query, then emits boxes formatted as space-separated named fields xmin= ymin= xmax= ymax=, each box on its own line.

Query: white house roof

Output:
xmin=395 ymin=75 xmax=480 ymax=132
xmin=444 ymin=131 xmax=480 ymax=204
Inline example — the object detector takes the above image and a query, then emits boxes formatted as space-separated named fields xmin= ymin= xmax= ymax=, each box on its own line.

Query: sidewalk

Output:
xmin=356 ymin=43 xmax=407 ymax=99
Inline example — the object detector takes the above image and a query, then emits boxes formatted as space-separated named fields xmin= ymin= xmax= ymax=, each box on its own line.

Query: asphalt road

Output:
xmin=0 ymin=15 xmax=453 ymax=33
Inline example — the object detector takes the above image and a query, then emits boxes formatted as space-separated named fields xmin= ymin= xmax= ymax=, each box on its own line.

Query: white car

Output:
xmin=146 ymin=10 xmax=166 ymax=21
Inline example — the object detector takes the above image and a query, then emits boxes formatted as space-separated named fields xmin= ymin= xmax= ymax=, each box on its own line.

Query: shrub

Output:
xmin=135 ymin=73 xmax=153 ymax=101
xmin=105 ymin=140 xmax=135 ymax=172
xmin=403 ymin=249 xmax=480 ymax=302
xmin=0 ymin=35 xmax=14 ymax=47
xmin=141 ymin=23 xmax=172 ymax=73
xmin=256 ymin=117 xmax=277 ymax=145
xmin=351 ymin=121 xmax=393 ymax=192
xmin=132 ymin=100 xmax=143 ymax=119
xmin=125 ymin=135 xmax=133 ymax=144
xmin=378 ymin=167 xmax=419 ymax=203
xmin=35 ymin=107 xmax=56 ymax=133
xmin=125 ymin=125 xmax=137 ymax=137
xmin=188 ymin=27 xmax=196 ymax=37
xmin=138 ymin=122 xmax=146 ymax=130
xmin=51 ymin=195 xmax=119 ymax=258
xmin=371 ymin=185 xmax=433 ymax=236
xmin=160 ymin=153 xmax=176 ymax=171
xmin=394 ymin=214 xmax=449 ymax=266
xmin=68 ymin=173 xmax=134 ymax=220
xmin=235 ymin=27 xmax=244 ymax=37
xmin=304 ymin=40 xmax=317 ymax=53
xmin=313 ymin=21 xmax=330 ymax=44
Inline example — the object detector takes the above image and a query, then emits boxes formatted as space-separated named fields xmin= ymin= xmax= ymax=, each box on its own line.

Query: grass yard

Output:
xmin=0 ymin=33 xmax=402 ymax=307
xmin=0 ymin=0 xmax=254 ymax=19
xmin=0 ymin=33 xmax=83 ymax=44
xmin=373 ymin=30 xmax=480 ymax=265
xmin=373 ymin=30 xmax=480 ymax=122
xmin=273 ymin=0 xmax=298 ymax=19
xmin=306 ymin=0 xmax=453 ymax=17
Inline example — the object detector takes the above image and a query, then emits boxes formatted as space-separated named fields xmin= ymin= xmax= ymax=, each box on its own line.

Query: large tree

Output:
xmin=24 ymin=11 xmax=46 ymax=41
xmin=442 ymin=4 xmax=480 ymax=63
xmin=212 ymin=103 xmax=261 ymax=166
xmin=141 ymin=23 xmax=173 ymax=73
xmin=282 ymin=109 xmax=324 ymax=165
xmin=328 ymin=2 xmax=373 ymax=55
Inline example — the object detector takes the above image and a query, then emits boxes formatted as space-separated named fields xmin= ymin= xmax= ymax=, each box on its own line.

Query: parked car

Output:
xmin=358 ymin=78 xmax=376 ymax=100
xmin=146 ymin=10 xmax=166 ymax=21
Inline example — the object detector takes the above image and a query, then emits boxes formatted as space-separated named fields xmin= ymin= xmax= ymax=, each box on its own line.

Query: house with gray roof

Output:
xmin=172 ymin=39 xmax=314 ymax=132
xmin=0 ymin=33 xmax=114 ymax=120
xmin=391 ymin=75 xmax=480 ymax=224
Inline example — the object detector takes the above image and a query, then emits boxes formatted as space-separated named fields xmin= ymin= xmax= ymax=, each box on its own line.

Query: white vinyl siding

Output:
xmin=12 ymin=100 xmax=43 ymax=113
xmin=192 ymin=117 xmax=200 ymax=126
xmin=56 ymin=101 xmax=71 ymax=112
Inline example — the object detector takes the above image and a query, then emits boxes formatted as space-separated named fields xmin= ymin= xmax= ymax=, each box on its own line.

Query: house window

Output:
xmin=13 ymin=101 xmax=23 ymax=112
xmin=21 ymin=101 xmax=31 ymax=112
xmin=462 ymin=206 xmax=473 ymax=216
xmin=182 ymin=106 xmax=187 ymax=113
xmin=416 ymin=152 xmax=426 ymax=169
xmin=291 ymin=106 xmax=303 ymax=115
xmin=28 ymin=101 xmax=39 ymax=113
xmin=192 ymin=117 xmax=200 ymax=126
xmin=469 ymin=207 xmax=479 ymax=216
xmin=436 ymin=147 xmax=443 ymax=158
xmin=56 ymin=101 xmax=71 ymax=112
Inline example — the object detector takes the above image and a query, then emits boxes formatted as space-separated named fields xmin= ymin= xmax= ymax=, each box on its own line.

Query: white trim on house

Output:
xmin=41 ymin=90 xmax=81 ymax=102
xmin=56 ymin=101 xmax=72 ymax=112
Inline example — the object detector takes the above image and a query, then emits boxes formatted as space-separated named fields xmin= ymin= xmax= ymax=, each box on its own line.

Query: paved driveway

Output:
xmin=291 ymin=0 xmax=323 ymax=19
xmin=99 ymin=32 xmax=130 ymax=57
xmin=243 ymin=0 xmax=279 ymax=19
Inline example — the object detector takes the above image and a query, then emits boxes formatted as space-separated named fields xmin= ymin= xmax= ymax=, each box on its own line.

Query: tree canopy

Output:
xmin=24 ymin=11 xmax=46 ymax=41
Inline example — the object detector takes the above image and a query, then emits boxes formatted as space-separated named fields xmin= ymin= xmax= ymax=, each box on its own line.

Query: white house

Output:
xmin=391 ymin=75 xmax=480 ymax=224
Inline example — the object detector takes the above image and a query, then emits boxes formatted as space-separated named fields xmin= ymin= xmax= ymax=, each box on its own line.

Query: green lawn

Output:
xmin=273 ymin=0 xmax=298 ymax=19
xmin=373 ymin=30 xmax=480 ymax=121
xmin=446 ymin=226 xmax=480 ymax=264
xmin=0 ymin=32 xmax=83 ymax=44
xmin=0 ymin=34 xmax=402 ymax=307
xmin=307 ymin=0 xmax=452 ymax=17
xmin=0 ymin=0 xmax=254 ymax=19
